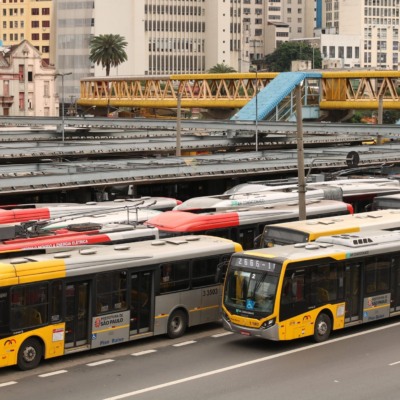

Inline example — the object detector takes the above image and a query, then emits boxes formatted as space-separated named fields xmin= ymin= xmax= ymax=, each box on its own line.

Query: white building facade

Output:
xmin=323 ymin=0 xmax=400 ymax=70
xmin=0 ymin=40 xmax=58 ymax=117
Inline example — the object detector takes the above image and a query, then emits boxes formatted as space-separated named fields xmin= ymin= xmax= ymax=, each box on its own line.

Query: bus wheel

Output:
xmin=167 ymin=309 xmax=187 ymax=339
xmin=17 ymin=338 xmax=43 ymax=370
xmin=313 ymin=313 xmax=332 ymax=342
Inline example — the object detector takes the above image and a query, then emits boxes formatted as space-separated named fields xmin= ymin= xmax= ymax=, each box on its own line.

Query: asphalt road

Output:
xmin=1 ymin=319 xmax=400 ymax=400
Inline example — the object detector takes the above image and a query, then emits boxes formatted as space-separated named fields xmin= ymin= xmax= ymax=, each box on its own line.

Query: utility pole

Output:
xmin=296 ymin=84 xmax=306 ymax=220
xmin=176 ymin=93 xmax=182 ymax=156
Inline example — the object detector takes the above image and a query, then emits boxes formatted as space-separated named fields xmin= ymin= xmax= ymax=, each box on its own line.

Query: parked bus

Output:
xmin=0 ymin=235 xmax=242 ymax=370
xmin=0 ymin=203 xmax=162 ymax=225
xmin=222 ymin=230 xmax=400 ymax=342
xmin=146 ymin=199 xmax=353 ymax=250
xmin=370 ymin=193 xmax=400 ymax=210
xmin=0 ymin=197 xmax=182 ymax=212
xmin=257 ymin=209 xmax=400 ymax=248
xmin=0 ymin=223 xmax=159 ymax=255
xmin=174 ymin=178 xmax=399 ymax=213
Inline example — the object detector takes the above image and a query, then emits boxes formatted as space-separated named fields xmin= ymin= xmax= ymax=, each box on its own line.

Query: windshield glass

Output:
xmin=262 ymin=227 xmax=309 ymax=246
xmin=224 ymin=269 xmax=278 ymax=317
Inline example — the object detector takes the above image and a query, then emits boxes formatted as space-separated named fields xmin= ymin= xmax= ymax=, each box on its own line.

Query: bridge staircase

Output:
xmin=231 ymin=71 xmax=323 ymax=122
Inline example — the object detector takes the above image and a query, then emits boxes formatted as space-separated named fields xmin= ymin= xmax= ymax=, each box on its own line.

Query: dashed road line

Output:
xmin=172 ymin=340 xmax=197 ymax=347
xmin=39 ymin=370 xmax=68 ymax=378
xmin=212 ymin=332 xmax=233 ymax=338
xmin=0 ymin=381 xmax=17 ymax=388
xmin=87 ymin=359 xmax=115 ymax=367
xmin=131 ymin=350 xmax=157 ymax=357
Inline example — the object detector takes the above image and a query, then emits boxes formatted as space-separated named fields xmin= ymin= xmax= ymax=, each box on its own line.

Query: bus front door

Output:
xmin=65 ymin=281 xmax=90 ymax=349
xmin=130 ymin=271 xmax=152 ymax=335
xmin=344 ymin=263 xmax=361 ymax=322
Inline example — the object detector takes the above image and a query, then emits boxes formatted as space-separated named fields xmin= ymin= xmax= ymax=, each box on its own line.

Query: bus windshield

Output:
xmin=224 ymin=269 xmax=279 ymax=317
xmin=262 ymin=226 xmax=309 ymax=246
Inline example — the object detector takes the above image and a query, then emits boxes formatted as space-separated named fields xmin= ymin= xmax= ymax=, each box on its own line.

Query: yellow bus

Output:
xmin=257 ymin=209 xmax=400 ymax=248
xmin=222 ymin=229 xmax=400 ymax=342
xmin=0 ymin=235 xmax=242 ymax=370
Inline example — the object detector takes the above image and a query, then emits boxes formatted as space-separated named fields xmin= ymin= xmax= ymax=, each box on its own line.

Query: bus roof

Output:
xmin=239 ymin=230 xmax=400 ymax=264
xmin=0 ymin=235 xmax=242 ymax=286
xmin=263 ymin=209 xmax=400 ymax=236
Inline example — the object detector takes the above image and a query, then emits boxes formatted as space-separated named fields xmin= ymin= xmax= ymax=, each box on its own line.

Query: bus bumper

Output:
xmin=222 ymin=316 xmax=279 ymax=340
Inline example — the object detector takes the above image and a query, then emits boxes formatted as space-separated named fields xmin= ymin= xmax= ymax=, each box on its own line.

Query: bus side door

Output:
xmin=65 ymin=281 xmax=90 ymax=349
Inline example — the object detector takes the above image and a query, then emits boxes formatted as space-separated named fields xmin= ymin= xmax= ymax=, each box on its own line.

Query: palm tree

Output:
xmin=89 ymin=34 xmax=128 ymax=76
xmin=207 ymin=63 xmax=236 ymax=73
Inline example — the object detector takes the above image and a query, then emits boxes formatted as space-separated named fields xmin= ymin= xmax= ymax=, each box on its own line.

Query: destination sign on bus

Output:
xmin=230 ymin=256 xmax=281 ymax=273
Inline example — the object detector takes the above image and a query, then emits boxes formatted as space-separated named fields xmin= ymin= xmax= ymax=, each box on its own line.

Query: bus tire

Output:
xmin=167 ymin=309 xmax=187 ymax=339
xmin=17 ymin=338 xmax=43 ymax=371
xmin=313 ymin=313 xmax=332 ymax=343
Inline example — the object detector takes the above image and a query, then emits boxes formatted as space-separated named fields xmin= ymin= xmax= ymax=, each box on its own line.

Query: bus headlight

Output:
xmin=261 ymin=318 xmax=275 ymax=329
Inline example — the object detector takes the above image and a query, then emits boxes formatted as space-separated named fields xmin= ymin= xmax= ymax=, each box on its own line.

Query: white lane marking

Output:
xmin=102 ymin=321 xmax=400 ymax=400
xmin=0 ymin=381 xmax=17 ymax=388
xmin=39 ymin=370 xmax=68 ymax=378
xmin=212 ymin=332 xmax=234 ymax=338
xmin=87 ymin=359 xmax=114 ymax=367
xmin=172 ymin=340 xmax=197 ymax=347
xmin=389 ymin=361 xmax=400 ymax=366
xmin=131 ymin=350 xmax=157 ymax=356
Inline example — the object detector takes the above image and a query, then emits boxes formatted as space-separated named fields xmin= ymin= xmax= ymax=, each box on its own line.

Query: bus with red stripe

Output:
xmin=146 ymin=199 xmax=353 ymax=249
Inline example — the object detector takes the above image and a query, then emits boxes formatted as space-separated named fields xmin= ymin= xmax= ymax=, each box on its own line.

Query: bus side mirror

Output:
xmin=216 ymin=261 xmax=228 ymax=283
xmin=254 ymin=234 xmax=262 ymax=248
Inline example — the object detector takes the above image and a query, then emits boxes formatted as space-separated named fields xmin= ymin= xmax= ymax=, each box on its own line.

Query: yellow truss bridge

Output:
xmin=78 ymin=70 xmax=400 ymax=113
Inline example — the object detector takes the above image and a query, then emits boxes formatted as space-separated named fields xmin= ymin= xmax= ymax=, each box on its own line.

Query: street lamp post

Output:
xmin=55 ymin=72 xmax=72 ymax=142
xmin=255 ymin=68 xmax=259 ymax=152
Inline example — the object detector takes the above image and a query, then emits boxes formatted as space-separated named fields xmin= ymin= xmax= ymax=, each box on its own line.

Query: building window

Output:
xmin=19 ymin=92 xmax=25 ymax=111
xmin=44 ymin=81 xmax=49 ymax=97
xmin=41 ymin=7 xmax=50 ymax=15
xmin=31 ymin=33 xmax=39 ymax=40
xmin=42 ymin=20 xmax=50 ymax=28
xmin=346 ymin=46 xmax=353 ymax=58
xmin=31 ymin=20 xmax=39 ymax=28
xmin=31 ymin=8 xmax=39 ymax=15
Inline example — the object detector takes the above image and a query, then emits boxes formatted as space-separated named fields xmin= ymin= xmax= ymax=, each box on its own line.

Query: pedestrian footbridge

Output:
xmin=78 ymin=70 xmax=400 ymax=121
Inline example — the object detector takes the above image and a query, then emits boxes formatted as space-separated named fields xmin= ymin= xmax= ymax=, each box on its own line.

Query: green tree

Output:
xmin=263 ymin=42 xmax=322 ymax=72
xmin=89 ymin=34 xmax=128 ymax=76
xmin=207 ymin=63 xmax=237 ymax=73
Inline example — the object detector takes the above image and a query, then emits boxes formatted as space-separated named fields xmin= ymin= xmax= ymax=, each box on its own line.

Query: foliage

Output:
xmin=263 ymin=42 xmax=322 ymax=72
xmin=208 ymin=63 xmax=237 ymax=73
xmin=350 ymin=109 xmax=400 ymax=124
xmin=89 ymin=34 xmax=128 ymax=76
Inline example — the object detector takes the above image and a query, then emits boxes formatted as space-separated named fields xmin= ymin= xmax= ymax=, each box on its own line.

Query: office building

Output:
xmin=0 ymin=0 xmax=52 ymax=66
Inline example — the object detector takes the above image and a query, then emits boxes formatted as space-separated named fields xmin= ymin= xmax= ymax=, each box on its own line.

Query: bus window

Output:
xmin=160 ymin=261 xmax=190 ymax=293
xmin=238 ymin=227 xmax=258 ymax=250
xmin=365 ymin=256 xmax=391 ymax=295
xmin=262 ymin=227 xmax=309 ymax=247
xmin=205 ymin=228 xmax=231 ymax=241
xmin=10 ymin=284 xmax=48 ymax=329
xmin=50 ymin=281 xmax=63 ymax=323
xmin=280 ymin=270 xmax=307 ymax=321
xmin=96 ymin=271 xmax=128 ymax=314
xmin=392 ymin=256 xmax=400 ymax=310
xmin=0 ymin=291 xmax=8 ymax=333
xmin=192 ymin=256 xmax=221 ymax=287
